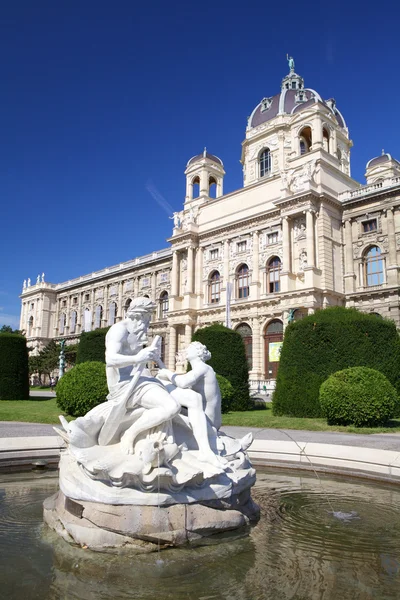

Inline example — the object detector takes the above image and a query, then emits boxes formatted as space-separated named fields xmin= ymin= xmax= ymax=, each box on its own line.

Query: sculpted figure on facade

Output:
xmin=57 ymin=297 xmax=255 ymax=502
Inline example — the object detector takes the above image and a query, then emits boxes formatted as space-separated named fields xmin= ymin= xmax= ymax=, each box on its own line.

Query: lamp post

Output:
xmin=59 ymin=340 xmax=66 ymax=378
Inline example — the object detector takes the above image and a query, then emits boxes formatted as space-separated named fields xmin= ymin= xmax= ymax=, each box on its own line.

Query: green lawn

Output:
xmin=1 ymin=398 xmax=400 ymax=434
xmin=222 ymin=404 xmax=400 ymax=435
xmin=0 ymin=397 xmax=67 ymax=424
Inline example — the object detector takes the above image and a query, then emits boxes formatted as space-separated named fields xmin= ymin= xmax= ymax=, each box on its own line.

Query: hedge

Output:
xmin=0 ymin=333 xmax=29 ymax=400
xmin=192 ymin=324 xmax=251 ymax=411
xmin=56 ymin=361 xmax=108 ymax=417
xmin=273 ymin=307 xmax=400 ymax=418
xmin=216 ymin=374 xmax=235 ymax=414
xmin=320 ymin=367 xmax=398 ymax=427
xmin=76 ymin=327 xmax=110 ymax=364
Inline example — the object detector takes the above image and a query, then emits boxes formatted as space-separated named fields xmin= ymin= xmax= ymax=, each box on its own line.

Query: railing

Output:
xmin=22 ymin=248 xmax=172 ymax=292
xmin=339 ymin=176 xmax=400 ymax=202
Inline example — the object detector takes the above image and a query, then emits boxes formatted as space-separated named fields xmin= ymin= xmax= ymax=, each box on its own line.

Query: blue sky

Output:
xmin=1 ymin=1 xmax=399 ymax=328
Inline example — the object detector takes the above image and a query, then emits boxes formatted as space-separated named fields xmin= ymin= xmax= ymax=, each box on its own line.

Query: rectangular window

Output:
xmin=73 ymin=297 xmax=78 ymax=304
xmin=160 ymin=272 xmax=168 ymax=283
xmin=62 ymin=300 xmax=67 ymax=308
xmin=85 ymin=294 xmax=89 ymax=302
xmin=267 ymin=232 xmax=278 ymax=244
xmin=362 ymin=219 xmax=377 ymax=233
xmin=30 ymin=303 xmax=34 ymax=309
xmin=210 ymin=249 xmax=219 ymax=260
xmin=237 ymin=241 xmax=247 ymax=253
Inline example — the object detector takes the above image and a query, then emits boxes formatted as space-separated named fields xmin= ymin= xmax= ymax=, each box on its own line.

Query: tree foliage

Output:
xmin=29 ymin=340 xmax=77 ymax=383
xmin=273 ymin=307 xmax=400 ymax=418
xmin=192 ymin=324 xmax=251 ymax=411
xmin=320 ymin=367 xmax=398 ymax=427
xmin=0 ymin=333 xmax=29 ymax=400
xmin=76 ymin=328 xmax=110 ymax=363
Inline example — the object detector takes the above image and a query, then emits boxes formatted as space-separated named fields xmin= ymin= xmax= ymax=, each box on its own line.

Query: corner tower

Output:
xmin=184 ymin=149 xmax=225 ymax=206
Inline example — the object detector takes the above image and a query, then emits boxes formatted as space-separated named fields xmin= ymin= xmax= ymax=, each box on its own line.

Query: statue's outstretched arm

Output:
xmin=171 ymin=369 xmax=200 ymax=389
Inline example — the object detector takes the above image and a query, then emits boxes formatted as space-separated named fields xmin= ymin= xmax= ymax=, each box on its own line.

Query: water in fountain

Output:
xmin=277 ymin=428 xmax=359 ymax=522
xmin=2 ymin=468 xmax=400 ymax=599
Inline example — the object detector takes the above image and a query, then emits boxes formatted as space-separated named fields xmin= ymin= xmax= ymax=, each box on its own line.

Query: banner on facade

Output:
xmin=269 ymin=341 xmax=283 ymax=362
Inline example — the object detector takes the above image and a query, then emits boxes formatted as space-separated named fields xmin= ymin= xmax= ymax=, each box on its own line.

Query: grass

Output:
xmin=1 ymin=398 xmax=400 ymax=435
xmin=222 ymin=403 xmax=400 ymax=434
xmin=0 ymin=397 xmax=68 ymax=424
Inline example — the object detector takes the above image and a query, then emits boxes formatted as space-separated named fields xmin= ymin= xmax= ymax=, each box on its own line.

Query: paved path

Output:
xmin=1 ymin=421 xmax=400 ymax=451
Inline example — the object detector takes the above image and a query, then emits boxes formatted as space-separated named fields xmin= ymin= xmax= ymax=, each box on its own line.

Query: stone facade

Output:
xmin=20 ymin=64 xmax=400 ymax=386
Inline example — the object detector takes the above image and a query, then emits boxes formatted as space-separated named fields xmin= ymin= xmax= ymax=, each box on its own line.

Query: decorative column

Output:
xmin=66 ymin=294 xmax=71 ymax=333
xmin=306 ymin=210 xmax=315 ymax=267
xmin=386 ymin=208 xmax=398 ymax=286
xmin=343 ymin=219 xmax=356 ymax=293
xmin=251 ymin=318 xmax=262 ymax=378
xmin=185 ymin=324 xmax=192 ymax=347
xmin=252 ymin=231 xmax=260 ymax=298
xmin=134 ymin=276 xmax=139 ymax=297
xmin=54 ymin=298 xmax=60 ymax=336
xmin=77 ymin=292 xmax=82 ymax=332
xmin=200 ymin=170 xmax=208 ymax=196
xmin=196 ymin=247 xmax=204 ymax=308
xmin=282 ymin=217 xmax=291 ymax=272
xmin=117 ymin=281 xmax=123 ymax=320
xmin=171 ymin=251 xmax=179 ymax=297
xmin=168 ymin=325 xmax=177 ymax=369
xmin=151 ymin=272 xmax=157 ymax=301
xmin=102 ymin=285 xmax=109 ymax=326
xmin=224 ymin=239 xmax=230 ymax=286
xmin=216 ymin=178 xmax=223 ymax=198
xmin=187 ymin=246 xmax=194 ymax=294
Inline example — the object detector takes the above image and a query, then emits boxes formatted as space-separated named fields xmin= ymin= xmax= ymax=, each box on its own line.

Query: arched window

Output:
xmin=159 ymin=291 xmax=169 ymax=318
xmin=209 ymin=176 xmax=217 ymax=199
xmin=83 ymin=308 xmax=92 ymax=332
xmin=267 ymin=256 xmax=282 ymax=293
xmin=237 ymin=264 xmax=250 ymax=299
xmin=259 ymin=148 xmax=271 ymax=178
xmin=322 ymin=127 xmax=330 ymax=153
xmin=192 ymin=176 xmax=200 ymax=199
xmin=236 ymin=323 xmax=253 ymax=370
xmin=299 ymin=126 xmax=312 ymax=155
xmin=94 ymin=305 xmax=103 ymax=329
xmin=124 ymin=298 xmax=132 ymax=317
xmin=364 ymin=246 xmax=384 ymax=286
xmin=70 ymin=310 xmax=77 ymax=334
xmin=108 ymin=302 xmax=117 ymax=326
xmin=59 ymin=313 xmax=66 ymax=335
xmin=28 ymin=316 xmax=34 ymax=337
xmin=209 ymin=271 xmax=221 ymax=304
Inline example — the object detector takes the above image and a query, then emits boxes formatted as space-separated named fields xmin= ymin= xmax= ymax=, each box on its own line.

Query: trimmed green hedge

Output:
xmin=320 ymin=367 xmax=398 ymax=427
xmin=56 ymin=361 xmax=108 ymax=417
xmin=192 ymin=324 xmax=251 ymax=411
xmin=216 ymin=374 xmax=235 ymax=414
xmin=76 ymin=328 xmax=110 ymax=364
xmin=273 ymin=307 xmax=400 ymax=418
xmin=0 ymin=333 xmax=29 ymax=400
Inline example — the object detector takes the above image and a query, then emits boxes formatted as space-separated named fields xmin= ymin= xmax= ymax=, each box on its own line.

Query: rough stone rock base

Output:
xmin=43 ymin=489 xmax=260 ymax=553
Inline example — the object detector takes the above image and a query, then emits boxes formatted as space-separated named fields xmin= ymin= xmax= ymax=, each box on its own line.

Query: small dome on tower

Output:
xmin=366 ymin=152 xmax=393 ymax=168
xmin=187 ymin=149 xmax=223 ymax=168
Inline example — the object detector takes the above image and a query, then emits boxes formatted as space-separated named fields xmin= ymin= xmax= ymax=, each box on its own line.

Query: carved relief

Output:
xmin=299 ymin=249 xmax=308 ymax=272
xmin=293 ymin=218 xmax=306 ymax=240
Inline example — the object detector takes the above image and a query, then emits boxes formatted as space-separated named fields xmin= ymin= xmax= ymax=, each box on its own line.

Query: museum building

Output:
xmin=20 ymin=60 xmax=400 ymax=387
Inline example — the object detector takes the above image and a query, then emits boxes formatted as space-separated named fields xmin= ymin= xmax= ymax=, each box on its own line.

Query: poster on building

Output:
xmin=269 ymin=342 xmax=283 ymax=362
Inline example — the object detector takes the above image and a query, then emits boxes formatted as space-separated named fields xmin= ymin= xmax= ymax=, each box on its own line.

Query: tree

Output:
xmin=0 ymin=333 xmax=29 ymax=400
xmin=0 ymin=325 xmax=23 ymax=335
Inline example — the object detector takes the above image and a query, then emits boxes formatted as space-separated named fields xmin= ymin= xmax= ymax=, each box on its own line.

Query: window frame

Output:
xmin=267 ymin=256 xmax=282 ymax=293
xmin=237 ymin=264 xmax=250 ymax=299
xmin=208 ymin=271 xmax=221 ymax=304
xmin=259 ymin=148 xmax=271 ymax=178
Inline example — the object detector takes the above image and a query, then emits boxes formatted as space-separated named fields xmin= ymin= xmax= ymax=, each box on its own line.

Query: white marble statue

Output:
xmin=170 ymin=211 xmax=182 ymax=229
xmin=23 ymin=279 xmax=27 ymax=290
xmin=41 ymin=272 xmax=45 ymax=283
xmin=57 ymin=297 xmax=255 ymax=504
xmin=27 ymin=278 xmax=31 ymax=287
xmin=36 ymin=274 xmax=41 ymax=285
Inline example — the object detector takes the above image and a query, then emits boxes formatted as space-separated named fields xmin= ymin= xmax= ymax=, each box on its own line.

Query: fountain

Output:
xmin=44 ymin=297 xmax=259 ymax=551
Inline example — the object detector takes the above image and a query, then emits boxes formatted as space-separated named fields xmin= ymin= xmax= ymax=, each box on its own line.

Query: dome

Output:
xmin=187 ymin=150 xmax=223 ymax=168
xmin=248 ymin=70 xmax=346 ymax=130
xmin=366 ymin=153 xmax=392 ymax=168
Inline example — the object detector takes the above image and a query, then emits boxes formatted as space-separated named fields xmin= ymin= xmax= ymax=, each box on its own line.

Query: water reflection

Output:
xmin=1 ymin=469 xmax=400 ymax=599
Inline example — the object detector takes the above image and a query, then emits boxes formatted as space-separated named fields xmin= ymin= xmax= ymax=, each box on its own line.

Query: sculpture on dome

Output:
xmin=286 ymin=54 xmax=295 ymax=72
